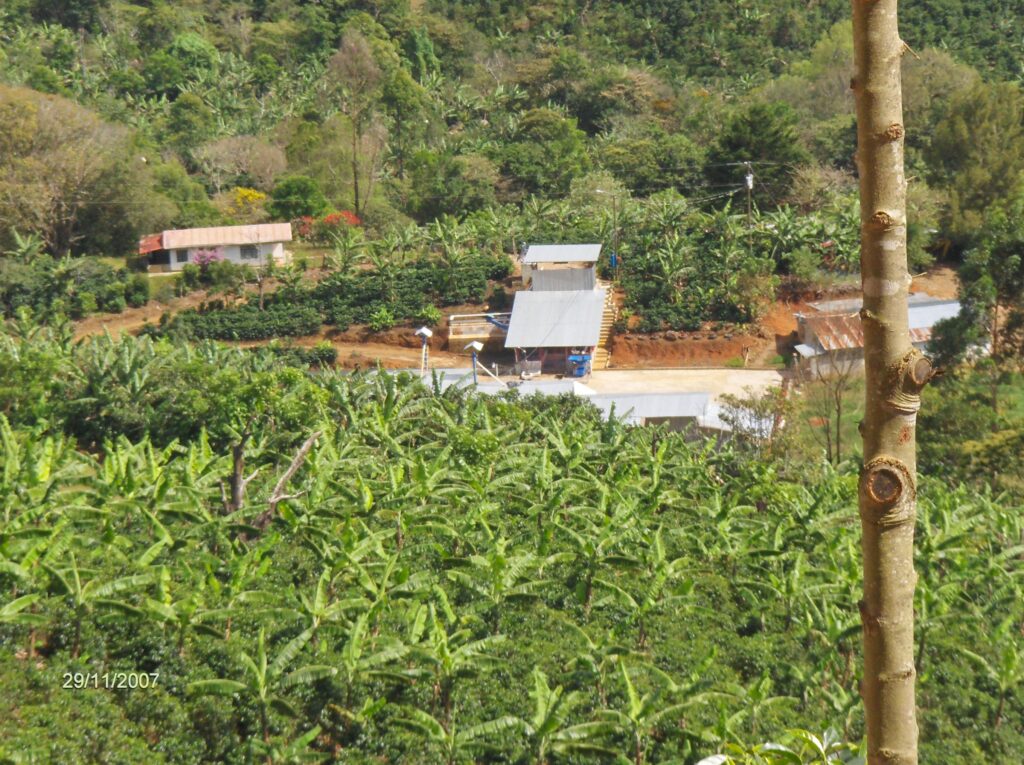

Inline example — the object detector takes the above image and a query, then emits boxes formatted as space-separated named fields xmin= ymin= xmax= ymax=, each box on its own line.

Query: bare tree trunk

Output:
xmin=352 ymin=125 xmax=361 ymax=216
xmin=852 ymin=2 xmax=931 ymax=763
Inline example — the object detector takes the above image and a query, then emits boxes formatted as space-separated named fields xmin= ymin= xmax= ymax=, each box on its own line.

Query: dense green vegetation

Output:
xmin=3 ymin=4 xmax=1024 ymax=761
xmin=1 ymin=322 xmax=1023 ymax=764
xmin=0 ymin=232 xmax=150 ymax=319
xmin=2 ymin=0 xmax=1023 ymax=333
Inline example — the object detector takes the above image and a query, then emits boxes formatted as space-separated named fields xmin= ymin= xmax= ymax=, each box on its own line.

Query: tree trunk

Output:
xmin=852 ymin=2 xmax=930 ymax=763
xmin=352 ymin=125 xmax=361 ymax=216
xmin=835 ymin=391 xmax=842 ymax=464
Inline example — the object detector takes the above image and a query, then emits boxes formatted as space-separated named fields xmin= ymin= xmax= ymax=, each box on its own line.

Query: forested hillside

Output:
xmin=2 ymin=0 xmax=1023 ymax=259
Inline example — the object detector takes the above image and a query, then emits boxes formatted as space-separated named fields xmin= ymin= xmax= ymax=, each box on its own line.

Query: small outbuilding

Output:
xmin=521 ymin=243 xmax=600 ymax=291
xmin=140 ymin=223 xmax=292 ymax=273
xmin=504 ymin=289 xmax=607 ymax=374
xmin=794 ymin=294 xmax=961 ymax=376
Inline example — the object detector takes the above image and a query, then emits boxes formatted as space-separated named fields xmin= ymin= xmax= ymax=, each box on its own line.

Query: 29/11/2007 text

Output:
xmin=62 ymin=672 xmax=159 ymax=689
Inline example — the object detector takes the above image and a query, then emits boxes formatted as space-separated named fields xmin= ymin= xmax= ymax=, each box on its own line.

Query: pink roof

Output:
xmin=160 ymin=223 xmax=292 ymax=250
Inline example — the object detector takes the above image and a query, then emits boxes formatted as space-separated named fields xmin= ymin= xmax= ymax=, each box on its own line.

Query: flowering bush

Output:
xmin=193 ymin=248 xmax=223 ymax=268
xmin=293 ymin=211 xmax=362 ymax=243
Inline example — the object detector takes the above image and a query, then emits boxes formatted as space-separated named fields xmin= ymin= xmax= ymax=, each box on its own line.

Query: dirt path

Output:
xmin=911 ymin=264 xmax=959 ymax=299
xmin=73 ymin=292 xmax=208 ymax=340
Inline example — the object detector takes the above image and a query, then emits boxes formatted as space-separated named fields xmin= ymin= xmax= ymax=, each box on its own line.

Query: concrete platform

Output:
xmin=586 ymin=368 xmax=784 ymax=402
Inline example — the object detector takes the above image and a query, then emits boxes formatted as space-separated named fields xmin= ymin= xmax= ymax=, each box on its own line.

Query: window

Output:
xmin=175 ymin=249 xmax=189 ymax=263
xmin=240 ymin=245 xmax=259 ymax=260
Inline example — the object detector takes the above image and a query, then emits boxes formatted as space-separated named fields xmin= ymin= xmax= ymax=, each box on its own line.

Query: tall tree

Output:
xmin=852 ymin=2 xmax=930 ymax=763
xmin=327 ymin=30 xmax=384 ymax=216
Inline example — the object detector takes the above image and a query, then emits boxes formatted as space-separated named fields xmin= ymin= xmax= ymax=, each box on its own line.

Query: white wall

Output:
xmin=164 ymin=242 xmax=286 ymax=271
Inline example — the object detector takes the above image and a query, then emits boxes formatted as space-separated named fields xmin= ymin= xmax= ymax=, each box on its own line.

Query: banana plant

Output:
xmin=143 ymin=566 xmax=221 ymax=657
xmin=599 ymin=659 xmax=707 ymax=765
xmin=410 ymin=604 xmax=507 ymax=728
xmin=561 ymin=619 xmax=636 ymax=706
xmin=961 ymin=624 xmax=1024 ymax=728
xmin=446 ymin=539 xmax=548 ymax=634
xmin=43 ymin=552 xmax=156 ymax=658
xmin=548 ymin=513 xmax=640 ymax=620
xmin=395 ymin=706 xmax=521 ymax=765
xmin=522 ymin=667 xmax=616 ymax=764
xmin=188 ymin=627 xmax=320 ymax=745
xmin=249 ymin=724 xmax=327 ymax=764
xmin=592 ymin=529 xmax=692 ymax=647
xmin=0 ymin=594 xmax=47 ymax=626
xmin=284 ymin=612 xmax=409 ymax=725
xmin=716 ymin=672 xmax=796 ymax=738
xmin=284 ymin=570 xmax=364 ymax=640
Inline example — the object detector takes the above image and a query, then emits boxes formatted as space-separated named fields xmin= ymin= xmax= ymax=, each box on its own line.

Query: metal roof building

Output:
xmin=589 ymin=393 xmax=712 ymax=426
xmin=522 ymin=244 xmax=602 ymax=264
xmin=794 ymin=294 xmax=961 ymax=375
xmin=140 ymin=223 xmax=292 ymax=252
xmin=806 ymin=292 xmax=942 ymax=315
xmin=504 ymin=290 xmax=607 ymax=349
xmin=139 ymin=223 xmax=293 ymax=272
xmin=800 ymin=300 xmax=960 ymax=353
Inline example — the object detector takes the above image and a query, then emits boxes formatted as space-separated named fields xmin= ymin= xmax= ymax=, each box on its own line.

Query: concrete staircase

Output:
xmin=593 ymin=282 xmax=618 ymax=370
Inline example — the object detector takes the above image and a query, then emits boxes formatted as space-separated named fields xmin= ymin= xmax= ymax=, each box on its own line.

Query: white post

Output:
xmin=416 ymin=327 xmax=433 ymax=379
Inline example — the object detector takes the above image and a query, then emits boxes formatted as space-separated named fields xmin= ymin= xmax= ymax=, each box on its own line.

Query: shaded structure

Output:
xmin=504 ymin=289 xmax=606 ymax=375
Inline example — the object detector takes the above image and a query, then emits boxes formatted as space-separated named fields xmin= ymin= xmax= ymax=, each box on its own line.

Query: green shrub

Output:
xmin=417 ymin=305 xmax=443 ymax=326
xmin=180 ymin=264 xmax=201 ymax=291
xmin=125 ymin=274 xmax=150 ymax=307
xmin=72 ymin=291 xmax=98 ymax=317
xmin=165 ymin=304 xmax=322 ymax=340
xmin=368 ymin=305 xmax=395 ymax=332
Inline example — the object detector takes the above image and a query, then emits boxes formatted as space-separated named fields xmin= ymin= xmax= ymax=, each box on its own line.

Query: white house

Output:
xmin=139 ymin=223 xmax=292 ymax=273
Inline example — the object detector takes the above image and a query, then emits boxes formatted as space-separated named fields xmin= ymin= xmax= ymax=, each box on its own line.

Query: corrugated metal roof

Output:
xmin=531 ymin=268 xmax=597 ymax=291
xmin=588 ymin=393 xmax=712 ymax=425
xmin=505 ymin=290 xmax=606 ymax=348
xmin=522 ymin=244 xmax=602 ymax=264
xmin=161 ymin=223 xmax=292 ymax=250
xmin=515 ymin=380 xmax=596 ymax=395
xmin=908 ymin=300 xmax=960 ymax=329
xmin=805 ymin=313 xmax=862 ymax=352
xmin=434 ymin=376 xmax=595 ymax=396
xmin=807 ymin=292 xmax=944 ymax=314
xmin=804 ymin=300 xmax=960 ymax=351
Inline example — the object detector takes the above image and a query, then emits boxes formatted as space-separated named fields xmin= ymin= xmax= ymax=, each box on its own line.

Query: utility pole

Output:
xmin=852 ymin=1 xmax=931 ymax=763
xmin=612 ymin=193 xmax=620 ymax=281
xmin=744 ymin=161 xmax=754 ymax=259
xmin=595 ymin=188 xmax=621 ymax=280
